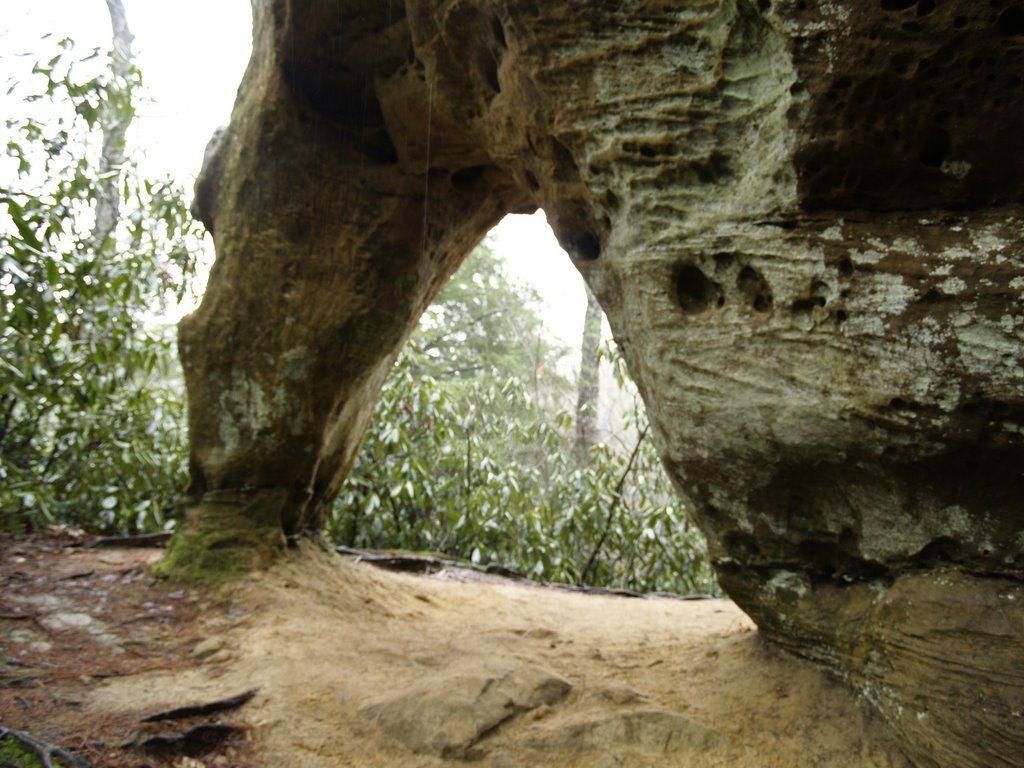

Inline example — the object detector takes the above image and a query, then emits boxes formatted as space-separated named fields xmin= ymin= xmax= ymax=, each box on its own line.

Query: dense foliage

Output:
xmin=0 ymin=38 xmax=200 ymax=534
xmin=332 ymin=247 xmax=719 ymax=596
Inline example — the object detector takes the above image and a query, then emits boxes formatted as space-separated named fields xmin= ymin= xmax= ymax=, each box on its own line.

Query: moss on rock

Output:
xmin=0 ymin=737 xmax=47 ymax=768
xmin=155 ymin=488 xmax=294 ymax=582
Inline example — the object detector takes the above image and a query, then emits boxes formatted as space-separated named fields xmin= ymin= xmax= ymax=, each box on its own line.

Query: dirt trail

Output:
xmin=0 ymin=534 xmax=256 ymax=766
xmin=79 ymin=544 xmax=908 ymax=767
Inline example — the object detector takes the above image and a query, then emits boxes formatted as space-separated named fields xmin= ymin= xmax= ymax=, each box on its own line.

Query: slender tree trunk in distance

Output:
xmin=574 ymin=285 xmax=602 ymax=464
xmin=90 ymin=0 xmax=134 ymax=253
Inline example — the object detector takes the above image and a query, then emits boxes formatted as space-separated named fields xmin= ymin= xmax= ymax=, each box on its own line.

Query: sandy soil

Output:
xmin=82 ymin=543 xmax=909 ymax=767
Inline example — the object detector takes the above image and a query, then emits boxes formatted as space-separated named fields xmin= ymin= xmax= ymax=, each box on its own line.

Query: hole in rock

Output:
xmin=451 ymin=165 xmax=487 ymax=188
xmin=482 ymin=58 xmax=501 ymax=94
xmin=914 ymin=537 xmax=962 ymax=566
xmin=736 ymin=264 xmax=764 ymax=291
xmin=692 ymin=151 xmax=732 ymax=184
xmin=791 ymin=298 xmax=817 ymax=317
xmin=564 ymin=232 xmax=601 ymax=262
xmin=837 ymin=257 xmax=854 ymax=277
xmin=674 ymin=265 xmax=720 ymax=314
xmin=917 ymin=0 xmax=936 ymax=15
xmin=491 ymin=15 xmax=507 ymax=48
xmin=335 ymin=210 xmax=721 ymax=597
xmin=810 ymin=280 xmax=831 ymax=306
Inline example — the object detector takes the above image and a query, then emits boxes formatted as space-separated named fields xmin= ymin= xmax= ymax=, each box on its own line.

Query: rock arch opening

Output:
xmin=324 ymin=211 xmax=717 ymax=594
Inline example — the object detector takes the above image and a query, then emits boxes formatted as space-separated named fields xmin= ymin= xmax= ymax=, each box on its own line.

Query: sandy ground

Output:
xmin=85 ymin=544 xmax=910 ymax=767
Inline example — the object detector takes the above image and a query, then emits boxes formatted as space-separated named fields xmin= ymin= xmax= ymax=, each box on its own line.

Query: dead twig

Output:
xmin=0 ymin=726 xmax=91 ymax=768
xmin=578 ymin=424 xmax=650 ymax=587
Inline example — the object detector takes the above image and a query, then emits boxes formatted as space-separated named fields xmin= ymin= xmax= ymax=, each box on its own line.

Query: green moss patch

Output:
xmin=154 ymin=490 xmax=293 ymax=583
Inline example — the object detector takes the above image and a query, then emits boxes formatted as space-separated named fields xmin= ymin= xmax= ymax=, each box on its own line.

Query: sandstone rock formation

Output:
xmin=360 ymin=665 xmax=572 ymax=758
xmin=169 ymin=1 xmax=1024 ymax=765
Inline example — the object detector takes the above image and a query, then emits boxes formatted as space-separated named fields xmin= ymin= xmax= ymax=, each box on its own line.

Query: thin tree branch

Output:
xmin=89 ymin=0 xmax=134 ymax=255
xmin=578 ymin=423 xmax=650 ymax=586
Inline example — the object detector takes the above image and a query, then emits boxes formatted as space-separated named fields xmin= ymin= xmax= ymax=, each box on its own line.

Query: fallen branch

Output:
xmin=578 ymin=423 xmax=650 ymax=586
xmin=335 ymin=546 xmax=499 ymax=576
xmin=0 ymin=727 xmax=90 ymax=768
xmin=334 ymin=543 xmax=716 ymax=600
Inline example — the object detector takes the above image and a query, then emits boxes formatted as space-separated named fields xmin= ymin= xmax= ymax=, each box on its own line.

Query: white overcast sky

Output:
xmin=1 ymin=0 xmax=591 ymax=350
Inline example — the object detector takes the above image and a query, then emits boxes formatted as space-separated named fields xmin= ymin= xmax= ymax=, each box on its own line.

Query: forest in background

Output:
xmin=0 ymin=24 xmax=719 ymax=596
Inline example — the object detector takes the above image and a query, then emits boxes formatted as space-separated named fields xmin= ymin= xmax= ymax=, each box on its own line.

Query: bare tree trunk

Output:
xmin=89 ymin=0 xmax=134 ymax=252
xmin=574 ymin=285 xmax=603 ymax=463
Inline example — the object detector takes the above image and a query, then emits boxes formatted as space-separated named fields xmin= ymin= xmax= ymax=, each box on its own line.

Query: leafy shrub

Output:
xmin=0 ymin=38 xmax=199 ymax=533
xmin=331 ymin=247 xmax=719 ymax=596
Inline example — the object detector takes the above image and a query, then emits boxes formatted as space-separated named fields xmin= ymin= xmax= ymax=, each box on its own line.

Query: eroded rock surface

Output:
xmin=360 ymin=665 xmax=571 ymax=758
xmin=172 ymin=2 xmax=1023 ymax=765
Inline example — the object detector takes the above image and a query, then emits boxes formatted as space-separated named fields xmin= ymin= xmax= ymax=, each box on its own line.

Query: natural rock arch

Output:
xmin=167 ymin=2 xmax=1023 ymax=766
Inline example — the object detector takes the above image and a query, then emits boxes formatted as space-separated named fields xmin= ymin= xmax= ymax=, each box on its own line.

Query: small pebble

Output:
xmin=205 ymin=648 xmax=234 ymax=665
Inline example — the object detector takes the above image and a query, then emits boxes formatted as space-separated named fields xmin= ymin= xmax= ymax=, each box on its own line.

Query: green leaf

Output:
xmin=3 ymin=197 xmax=45 ymax=253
